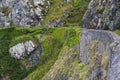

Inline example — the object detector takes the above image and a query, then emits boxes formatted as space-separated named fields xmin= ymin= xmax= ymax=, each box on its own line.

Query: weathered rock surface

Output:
xmin=46 ymin=18 xmax=64 ymax=27
xmin=83 ymin=0 xmax=120 ymax=30
xmin=80 ymin=29 xmax=120 ymax=80
xmin=0 ymin=76 xmax=3 ymax=80
xmin=9 ymin=40 xmax=35 ymax=59
xmin=42 ymin=45 xmax=82 ymax=80
xmin=0 ymin=0 xmax=50 ymax=27
xmin=9 ymin=40 xmax=43 ymax=65
xmin=107 ymin=39 xmax=120 ymax=80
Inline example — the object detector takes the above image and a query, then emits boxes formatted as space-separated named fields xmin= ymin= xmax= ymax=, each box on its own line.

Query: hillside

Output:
xmin=0 ymin=0 xmax=120 ymax=80
xmin=0 ymin=0 xmax=90 ymax=27
xmin=0 ymin=27 xmax=82 ymax=80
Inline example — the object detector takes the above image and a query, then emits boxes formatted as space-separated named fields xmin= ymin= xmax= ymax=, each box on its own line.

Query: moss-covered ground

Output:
xmin=0 ymin=0 xmax=91 ymax=79
xmin=41 ymin=0 xmax=90 ymax=26
xmin=0 ymin=27 xmax=89 ymax=80
xmin=26 ymin=27 xmax=89 ymax=80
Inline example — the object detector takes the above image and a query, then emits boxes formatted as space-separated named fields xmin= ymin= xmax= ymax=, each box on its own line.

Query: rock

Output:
xmin=107 ymin=40 xmax=120 ymax=80
xmin=25 ymin=40 xmax=35 ymax=55
xmin=80 ymin=29 xmax=120 ymax=80
xmin=29 ymin=41 xmax=44 ymax=64
xmin=9 ymin=40 xmax=35 ymax=59
xmin=64 ymin=0 xmax=72 ymax=2
xmin=46 ymin=18 xmax=64 ymax=27
xmin=0 ymin=0 xmax=50 ymax=27
xmin=0 ymin=76 xmax=3 ymax=80
xmin=83 ymin=0 xmax=120 ymax=30
xmin=9 ymin=40 xmax=43 ymax=67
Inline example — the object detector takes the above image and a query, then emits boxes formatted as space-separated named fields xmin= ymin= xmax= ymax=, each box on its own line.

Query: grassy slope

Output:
xmin=0 ymin=27 xmax=89 ymax=80
xmin=0 ymin=0 xmax=90 ymax=79
xmin=41 ymin=0 xmax=90 ymax=26
xmin=0 ymin=27 xmax=64 ymax=80
xmin=0 ymin=27 xmax=33 ymax=80
xmin=26 ymin=28 xmax=89 ymax=80
xmin=41 ymin=28 xmax=89 ymax=80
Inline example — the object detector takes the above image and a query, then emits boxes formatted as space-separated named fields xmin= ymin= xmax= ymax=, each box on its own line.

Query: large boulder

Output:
xmin=80 ymin=29 xmax=120 ymax=80
xmin=9 ymin=40 xmax=43 ymax=66
xmin=9 ymin=40 xmax=36 ymax=59
xmin=83 ymin=0 xmax=120 ymax=30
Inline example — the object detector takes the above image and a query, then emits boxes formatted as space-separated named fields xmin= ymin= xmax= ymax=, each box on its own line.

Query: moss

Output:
xmin=1 ymin=7 xmax=11 ymax=16
xmin=118 ymin=2 xmax=120 ymax=8
xmin=9 ymin=35 xmax=34 ymax=47
xmin=41 ymin=0 xmax=90 ymax=26
xmin=0 ymin=27 xmax=31 ymax=80
xmin=41 ymin=0 xmax=72 ymax=25
xmin=89 ymin=40 xmax=110 ymax=80
xmin=0 ymin=26 xmax=84 ymax=80
xmin=64 ymin=28 xmax=82 ymax=47
xmin=97 ymin=8 xmax=104 ymax=14
xmin=67 ymin=0 xmax=90 ymax=26
xmin=26 ymin=27 xmax=83 ymax=80
xmin=30 ymin=0 xmax=36 ymax=8
xmin=114 ymin=30 xmax=120 ymax=35
xmin=0 ymin=27 xmax=66 ymax=80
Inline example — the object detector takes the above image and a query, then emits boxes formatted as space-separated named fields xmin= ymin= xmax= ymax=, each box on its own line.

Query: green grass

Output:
xmin=41 ymin=0 xmax=90 ymax=27
xmin=0 ymin=27 xmax=82 ymax=80
xmin=41 ymin=0 xmax=72 ymax=24
xmin=1 ymin=6 xmax=11 ymax=16
xmin=66 ymin=0 xmax=90 ymax=26
xmin=0 ymin=27 xmax=31 ymax=80
xmin=26 ymin=27 xmax=82 ymax=80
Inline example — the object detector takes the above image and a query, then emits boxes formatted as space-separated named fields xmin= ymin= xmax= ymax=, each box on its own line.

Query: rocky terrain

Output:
xmin=0 ymin=0 xmax=50 ymax=27
xmin=80 ymin=29 xmax=120 ymax=80
xmin=83 ymin=0 xmax=120 ymax=30
xmin=0 ymin=0 xmax=89 ymax=27
xmin=0 ymin=0 xmax=120 ymax=80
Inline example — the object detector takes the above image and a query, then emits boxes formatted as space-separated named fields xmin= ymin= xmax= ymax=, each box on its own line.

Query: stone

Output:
xmin=9 ymin=40 xmax=35 ymax=59
xmin=46 ymin=18 xmax=64 ymax=27
xmin=83 ymin=0 xmax=120 ymax=30
xmin=80 ymin=29 xmax=120 ymax=80
xmin=0 ymin=0 xmax=51 ymax=27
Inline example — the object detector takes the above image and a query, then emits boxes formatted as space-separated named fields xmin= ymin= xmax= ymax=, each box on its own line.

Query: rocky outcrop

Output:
xmin=107 ymin=39 xmax=120 ymax=80
xmin=83 ymin=0 xmax=120 ymax=30
xmin=46 ymin=18 xmax=64 ymax=27
xmin=80 ymin=29 xmax=120 ymax=80
xmin=9 ymin=40 xmax=43 ymax=65
xmin=9 ymin=40 xmax=35 ymax=59
xmin=0 ymin=0 xmax=50 ymax=27
xmin=42 ymin=45 xmax=86 ymax=80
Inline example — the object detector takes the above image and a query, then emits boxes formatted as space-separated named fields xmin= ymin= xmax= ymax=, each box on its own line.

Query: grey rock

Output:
xmin=9 ymin=40 xmax=43 ymax=67
xmin=80 ymin=29 xmax=120 ymax=80
xmin=9 ymin=40 xmax=35 ymax=59
xmin=83 ymin=0 xmax=120 ymax=30
xmin=107 ymin=40 xmax=120 ymax=80
xmin=0 ymin=76 xmax=3 ymax=80
xmin=46 ymin=18 xmax=64 ymax=27
xmin=0 ymin=0 xmax=50 ymax=27
xmin=29 ymin=41 xmax=44 ymax=64
xmin=80 ymin=29 xmax=115 ymax=64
